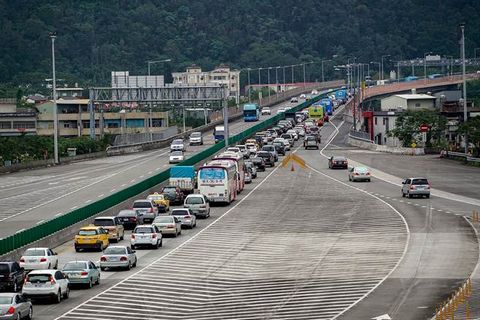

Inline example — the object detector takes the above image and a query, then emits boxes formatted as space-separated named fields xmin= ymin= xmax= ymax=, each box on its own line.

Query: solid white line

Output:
xmin=15 ymin=229 xmax=25 ymax=233
xmin=130 ymin=179 xmax=136 ymax=183
xmin=36 ymin=220 xmax=45 ymax=225
xmin=85 ymin=200 xmax=92 ymax=204
xmin=56 ymin=148 xmax=285 ymax=320
xmin=97 ymin=194 xmax=104 ymax=198
xmin=139 ymin=175 xmax=144 ymax=178
xmin=70 ymin=206 xmax=78 ymax=210
xmin=110 ymin=189 xmax=116 ymax=193
xmin=55 ymin=212 xmax=63 ymax=217
xmin=121 ymin=184 xmax=126 ymax=187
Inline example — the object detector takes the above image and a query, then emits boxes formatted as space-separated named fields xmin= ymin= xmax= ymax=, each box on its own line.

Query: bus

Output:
xmin=308 ymin=105 xmax=324 ymax=120
xmin=214 ymin=125 xmax=225 ymax=143
xmin=243 ymin=103 xmax=260 ymax=122
xmin=197 ymin=162 xmax=237 ymax=204
xmin=214 ymin=152 xmax=245 ymax=193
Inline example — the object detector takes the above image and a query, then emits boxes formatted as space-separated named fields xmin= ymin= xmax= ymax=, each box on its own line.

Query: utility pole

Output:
xmin=381 ymin=55 xmax=390 ymax=81
xmin=460 ymin=23 xmax=468 ymax=154
xmin=303 ymin=63 xmax=306 ymax=89
xmin=291 ymin=65 xmax=294 ymax=84
xmin=267 ymin=67 xmax=271 ymax=103
xmin=247 ymin=68 xmax=251 ymax=102
xmin=49 ymin=32 xmax=59 ymax=164
xmin=223 ymin=95 xmax=229 ymax=148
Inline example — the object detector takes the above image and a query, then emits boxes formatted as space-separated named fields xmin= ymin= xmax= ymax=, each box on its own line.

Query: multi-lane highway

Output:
xmin=3 ymin=97 xmax=480 ymax=319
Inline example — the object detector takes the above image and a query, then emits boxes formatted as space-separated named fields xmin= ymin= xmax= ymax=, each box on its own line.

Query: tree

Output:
xmin=388 ymin=110 xmax=447 ymax=148
xmin=458 ymin=116 xmax=480 ymax=155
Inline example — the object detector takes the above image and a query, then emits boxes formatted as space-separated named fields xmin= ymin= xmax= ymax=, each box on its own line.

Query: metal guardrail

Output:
xmin=0 ymin=91 xmax=332 ymax=256
xmin=349 ymin=130 xmax=374 ymax=143
xmin=443 ymin=151 xmax=480 ymax=163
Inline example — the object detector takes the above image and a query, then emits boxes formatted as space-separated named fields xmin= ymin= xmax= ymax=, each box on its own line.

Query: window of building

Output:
xmin=415 ymin=103 xmax=421 ymax=108
xmin=382 ymin=118 xmax=386 ymax=125
xmin=374 ymin=118 xmax=377 ymax=125
xmin=152 ymin=119 xmax=163 ymax=127
xmin=13 ymin=121 xmax=35 ymax=129
xmin=0 ymin=121 xmax=11 ymax=129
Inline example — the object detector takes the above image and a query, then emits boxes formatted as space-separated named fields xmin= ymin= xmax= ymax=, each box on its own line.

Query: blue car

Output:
xmin=62 ymin=260 xmax=100 ymax=288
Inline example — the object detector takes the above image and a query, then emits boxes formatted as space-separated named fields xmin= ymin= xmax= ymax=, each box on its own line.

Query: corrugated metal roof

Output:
xmin=394 ymin=94 xmax=436 ymax=99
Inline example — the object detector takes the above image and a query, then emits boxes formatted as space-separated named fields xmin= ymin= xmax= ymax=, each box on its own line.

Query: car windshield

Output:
xmin=0 ymin=264 xmax=10 ymax=274
xmin=171 ymin=151 xmax=183 ymax=156
xmin=78 ymin=230 xmax=98 ymax=236
xmin=134 ymin=227 xmax=154 ymax=234
xmin=186 ymin=196 xmax=204 ymax=204
xmin=27 ymin=274 xmax=51 ymax=283
xmin=103 ymin=247 xmax=127 ymax=255
xmin=154 ymin=217 xmax=174 ymax=224
xmin=94 ymin=219 xmax=114 ymax=226
xmin=23 ymin=249 xmax=45 ymax=256
xmin=163 ymin=187 xmax=176 ymax=193
xmin=412 ymin=179 xmax=429 ymax=185
xmin=257 ymin=152 xmax=268 ymax=157
xmin=172 ymin=139 xmax=183 ymax=144
xmin=190 ymin=132 xmax=201 ymax=138
xmin=0 ymin=297 xmax=12 ymax=304
xmin=117 ymin=210 xmax=135 ymax=217
xmin=355 ymin=167 xmax=368 ymax=173
xmin=172 ymin=210 xmax=189 ymax=216
xmin=333 ymin=157 xmax=346 ymax=161
xmin=147 ymin=195 xmax=163 ymax=201
xmin=133 ymin=202 xmax=151 ymax=208
xmin=263 ymin=146 xmax=274 ymax=151
xmin=63 ymin=262 xmax=87 ymax=271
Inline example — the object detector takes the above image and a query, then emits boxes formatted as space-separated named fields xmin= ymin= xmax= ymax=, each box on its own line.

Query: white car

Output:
xmin=226 ymin=147 xmax=242 ymax=158
xmin=277 ymin=108 xmax=286 ymax=114
xmin=22 ymin=269 xmax=69 ymax=303
xmin=20 ymin=248 xmax=58 ymax=271
xmin=184 ymin=194 xmax=210 ymax=218
xmin=261 ymin=107 xmax=271 ymax=115
xmin=189 ymin=132 xmax=203 ymax=145
xmin=286 ymin=129 xmax=299 ymax=141
xmin=290 ymin=97 xmax=298 ymax=103
xmin=348 ymin=166 xmax=371 ymax=182
xmin=274 ymin=138 xmax=290 ymax=151
xmin=100 ymin=246 xmax=137 ymax=271
xmin=130 ymin=225 xmax=163 ymax=249
xmin=235 ymin=145 xmax=250 ymax=159
xmin=299 ymin=94 xmax=306 ymax=99
xmin=245 ymin=143 xmax=257 ymax=154
xmin=294 ymin=126 xmax=305 ymax=137
xmin=169 ymin=151 xmax=184 ymax=164
xmin=170 ymin=139 xmax=185 ymax=151
xmin=311 ymin=90 xmax=319 ymax=95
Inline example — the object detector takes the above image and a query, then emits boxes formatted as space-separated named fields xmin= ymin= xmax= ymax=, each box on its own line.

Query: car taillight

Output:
xmin=24 ymin=277 xmax=28 ymax=284
xmin=410 ymin=185 xmax=416 ymax=190
xmin=40 ymin=258 xmax=47 ymax=262
xmin=49 ymin=276 xmax=56 ymax=285
xmin=100 ymin=257 xmax=107 ymax=262
xmin=366 ymin=172 xmax=370 ymax=175
xmin=120 ymin=256 xmax=128 ymax=261
xmin=354 ymin=173 xmax=359 ymax=176
xmin=149 ymin=208 xmax=153 ymax=213
xmin=131 ymin=234 xmax=135 ymax=239
xmin=184 ymin=216 xmax=191 ymax=220
xmin=130 ymin=217 xmax=137 ymax=222
xmin=167 ymin=224 xmax=175 ymax=228
xmin=152 ymin=234 xmax=157 ymax=239
xmin=20 ymin=258 xmax=25 ymax=263
xmin=80 ymin=271 xmax=88 ymax=276
xmin=7 ymin=307 xmax=15 ymax=315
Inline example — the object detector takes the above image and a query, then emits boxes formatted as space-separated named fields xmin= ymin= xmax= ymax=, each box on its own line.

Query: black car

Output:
xmin=116 ymin=209 xmax=141 ymax=230
xmin=245 ymin=161 xmax=257 ymax=178
xmin=272 ymin=142 xmax=286 ymax=155
xmin=256 ymin=151 xmax=275 ymax=167
xmin=0 ymin=262 xmax=25 ymax=292
xmin=161 ymin=185 xmax=185 ymax=205
xmin=251 ymin=157 xmax=266 ymax=172
xmin=329 ymin=156 xmax=348 ymax=169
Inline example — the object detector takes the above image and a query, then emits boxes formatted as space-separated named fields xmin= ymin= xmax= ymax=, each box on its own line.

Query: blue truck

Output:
xmin=320 ymin=98 xmax=333 ymax=115
xmin=335 ymin=90 xmax=347 ymax=103
xmin=169 ymin=166 xmax=196 ymax=194
xmin=243 ymin=103 xmax=260 ymax=122
xmin=214 ymin=125 xmax=225 ymax=143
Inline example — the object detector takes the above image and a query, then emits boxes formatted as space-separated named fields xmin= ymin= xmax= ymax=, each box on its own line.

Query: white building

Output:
xmin=172 ymin=65 xmax=240 ymax=102
xmin=372 ymin=110 xmax=403 ymax=146
xmin=380 ymin=94 xmax=436 ymax=111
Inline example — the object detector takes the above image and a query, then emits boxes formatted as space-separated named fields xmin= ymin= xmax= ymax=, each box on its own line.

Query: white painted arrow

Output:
xmin=372 ymin=314 xmax=391 ymax=320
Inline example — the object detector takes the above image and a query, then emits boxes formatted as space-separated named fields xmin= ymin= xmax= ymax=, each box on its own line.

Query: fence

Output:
xmin=0 ymin=91 xmax=329 ymax=256
xmin=112 ymin=126 xmax=178 ymax=146
xmin=443 ymin=151 xmax=480 ymax=163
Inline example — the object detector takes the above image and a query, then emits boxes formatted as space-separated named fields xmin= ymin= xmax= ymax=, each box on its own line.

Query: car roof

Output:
xmin=25 ymin=247 xmax=48 ymax=251
xmin=186 ymin=194 xmax=204 ymax=197
xmin=0 ymin=292 xmax=17 ymax=297
xmin=95 ymin=216 xmax=114 ymax=220
xmin=409 ymin=177 xmax=428 ymax=180
xmin=135 ymin=225 xmax=155 ymax=228
xmin=27 ymin=269 xmax=56 ymax=275
xmin=80 ymin=225 xmax=103 ymax=230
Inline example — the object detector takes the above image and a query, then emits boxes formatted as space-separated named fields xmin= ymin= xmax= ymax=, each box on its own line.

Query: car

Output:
xmin=189 ymin=132 xmax=203 ymax=145
xmin=74 ymin=226 xmax=109 ymax=252
xmin=171 ymin=208 xmax=197 ymax=229
xmin=100 ymin=246 xmax=137 ymax=271
xmin=169 ymin=150 xmax=185 ymax=164
xmin=245 ymin=161 xmax=257 ymax=178
xmin=152 ymin=216 xmax=182 ymax=237
xmin=274 ymin=138 xmax=290 ymax=151
xmin=245 ymin=170 xmax=252 ymax=183
xmin=294 ymin=126 xmax=305 ymax=137
xmin=183 ymin=194 xmax=210 ymax=218
xmin=290 ymin=97 xmax=298 ymax=103
xmin=147 ymin=192 xmax=170 ymax=213
xmin=272 ymin=141 xmax=286 ymax=156
xmin=256 ymin=151 xmax=275 ymax=167
xmin=311 ymin=90 xmax=319 ymax=95
xmin=251 ymin=157 xmax=266 ymax=172
xmin=401 ymin=177 xmax=431 ymax=198
xmin=161 ymin=185 xmax=185 ymax=205
xmin=245 ymin=143 xmax=258 ymax=154
xmin=115 ymin=209 xmax=140 ymax=230
xmin=62 ymin=260 xmax=100 ymax=288
xmin=277 ymin=108 xmax=286 ymax=114
xmin=281 ymin=134 xmax=295 ymax=146
xmin=0 ymin=292 xmax=32 ymax=319
xmin=235 ymin=145 xmax=250 ymax=159
xmin=226 ymin=147 xmax=242 ymax=158
xmin=0 ymin=262 xmax=25 ymax=292
xmin=93 ymin=216 xmax=125 ymax=243
xmin=261 ymin=145 xmax=278 ymax=162
xmin=304 ymin=135 xmax=319 ymax=149
xmin=170 ymin=139 xmax=185 ymax=151
xmin=132 ymin=199 xmax=158 ymax=224
xmin=286 ymin=129 xmax=299 ymax=141
xmin=266 ymin=129 xmax=278 ymax=139
xmin=22 ymin=269 xmax=69 ymax=303
xmin=348 ymin=166 xmax=371 ymax=182
xmin=130 ymin=225 xmax=163 ymax=249
xmin=328 ymin=156 xmax=348 ymax=169
xmin=261 ymin=107 xmax=271 ymax=115
xmin=19 ymin=248 xmax=58 ymax=271
xmin=299 ymin=94 xmax=306 ymax=99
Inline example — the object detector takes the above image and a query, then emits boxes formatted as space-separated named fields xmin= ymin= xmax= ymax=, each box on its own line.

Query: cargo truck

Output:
xmin=169 ymin=166 xmax=196 ymax=194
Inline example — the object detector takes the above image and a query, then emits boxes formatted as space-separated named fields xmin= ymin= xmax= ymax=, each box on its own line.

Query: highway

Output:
xmin=0 ymin=98 xmax=297 ymax=239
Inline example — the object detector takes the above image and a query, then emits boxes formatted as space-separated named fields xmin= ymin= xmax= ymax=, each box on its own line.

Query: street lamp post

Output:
xmin=303 ymin=63 xmax=306 ymax=88
xmin=49 ymin=32 xmax=59 ymax=165
xmin=291 ymin=65 xmax=294 ymax=84
xmin=267 ymin=67 xmax=271 ymax=103
xmin=321 ymin=59 xmax=332 ymax=82
xmin=147 ymin=58 xmax=172 ymax=76
xmin=247 ymin=68 xmax=251 ymax=102
xmin=370 ymin=62 xmax=381 ymax=80
xmin=381 ymin=55 xmax=390 ymax=81
xmin=424 ymin=52 xmax=432 ymax=83
xmin=460 ymin=23 xmax=468 ymax=154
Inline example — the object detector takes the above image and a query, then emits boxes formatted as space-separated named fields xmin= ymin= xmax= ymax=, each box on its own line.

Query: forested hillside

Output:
xmin=0 ymin=0 xmax=479 ymax=90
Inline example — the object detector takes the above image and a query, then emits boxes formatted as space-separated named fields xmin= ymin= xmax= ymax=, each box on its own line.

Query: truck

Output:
xmin=308 ymin=104 xmax=324 ymax=120
xmin=243 ymin=103 xmax=260 ymax=121
xmin=169 ymin=166 xmax=196 ymax=194
xmin=320 ymin=98 xmax=333 ymax=115
xmin=335 ymin=89 xmax=347 ymax=103
xmin=214 ymin=125 xmax=225 ymax=143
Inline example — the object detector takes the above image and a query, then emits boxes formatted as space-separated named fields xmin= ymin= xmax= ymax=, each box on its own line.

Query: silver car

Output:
xmin=348 ymin=166 xmax=371 ymax=182
xmin=183 ymin=194 xmax=210 ymax=218
xmin=170 ymin=139 xmax=185 ymax=151
xmin=100 ymin=246 xmax=137 ymax=271
xmin=189 ymin=132 xmax=203 ymax=146
xmin=171 ymin=208 xmax=197 ymax=228
xmin=132 ymin=200 xmax=158 ymax=224
xmin=401 ymin=177 xmax=431 ymax=198
xmin=0 ymin=293 xmax=32 ymax=320
xmin=169 ymin=151 xmax=185 ymax=164
xmin=130 ymin=225 xmax=163 ymax=249
xmin=152 ymin=216 xmax=182 ymax=237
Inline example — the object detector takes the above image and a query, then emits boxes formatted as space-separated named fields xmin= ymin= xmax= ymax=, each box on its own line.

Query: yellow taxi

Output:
xmin=147 ymin=192 xmax=170 ymax=213
xmin=74 ymin=225 xmax=109 ymax=252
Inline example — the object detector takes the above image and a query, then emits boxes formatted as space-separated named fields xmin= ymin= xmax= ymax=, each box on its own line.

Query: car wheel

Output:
xmin=15 ymin=312 xmax=20 ymax=320
xmin=131 ymin=245 xmax=136 ymax=250
xmin=159 ymin=239 xmax=163 ymax=247
xmin=26 ymin=307 xmax=33 ymax=320
xmin=75 ymin=247 xmax=80 ymax=252
xmin=100 ymin=267 xmax=106 ymax=271
xmin=95 ymin=275 xmax=100 ymax=285
xmin=178 ymin=229 xmax=182 ymax=236
xmin=126 ymin=262 xmax=131 ymax=271
xmin=132 ymin=259 xmax=137 ymax=268
xmin=153 ymin=242 xmax=159 ymax=250
xmin=426 ymin=194 xmax=430 ymax=199
xmin=88 ymin=278 xmax=93 ymax=288
xmin=64 ymin=286 xmax=70 ymax=299
xmin=54 ymin=290 xmax=61 ymax=303
xmin=408 ymin=193 xmax=413 ymax=199
xmin=367 ymin=179 xmax=371 ymax=182
xmin=120 ymin=232 xmax=124 ymax=241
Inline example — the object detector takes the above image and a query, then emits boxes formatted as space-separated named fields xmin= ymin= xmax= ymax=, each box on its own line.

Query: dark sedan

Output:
xmin=251 ymin=157 xmax=266 ymax=172
xmin=116 ymin=209 xmax=140 ymax=230
xmin=161 ymin=185 xmax=185 ymax=205
xmin=256 ymin=151 xmax=275 ymax=167
xmin=328 ymin=156 xmax=348 ymax=169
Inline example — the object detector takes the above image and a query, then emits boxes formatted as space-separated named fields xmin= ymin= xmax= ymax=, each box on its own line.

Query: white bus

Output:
xmin=197 ymin=161 xmax=238 ymax=204
xmin=214 ymin=152 xmax=246 ymax=193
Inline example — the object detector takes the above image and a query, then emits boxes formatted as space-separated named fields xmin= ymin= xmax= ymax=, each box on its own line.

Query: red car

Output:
xmin=317 ymin=119 xmax=324 ymax=126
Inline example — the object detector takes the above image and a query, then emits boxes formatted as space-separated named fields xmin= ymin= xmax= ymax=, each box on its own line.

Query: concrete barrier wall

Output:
xmin=348 ymin=136 xmax=425 ymax=155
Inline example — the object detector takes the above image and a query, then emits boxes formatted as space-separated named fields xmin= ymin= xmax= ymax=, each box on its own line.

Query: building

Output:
xmin=370 ymin=110 xmax=404 ymax=146
xmin=112 ymin=71 xmax=164 ymax=88
xmin=172 ymin=65 xmax=240 ymax=102
xmin=0 ymin=99 xmax=37 ymax=136
xmin=380 ymin=94 xmax=436 ymax=111
xmin=36 ymin=99 xmax=169 ymax=137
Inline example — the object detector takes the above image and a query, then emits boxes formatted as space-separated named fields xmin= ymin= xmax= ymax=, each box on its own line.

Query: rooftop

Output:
xmin=394 ymin=94 xmax=436 ymax=100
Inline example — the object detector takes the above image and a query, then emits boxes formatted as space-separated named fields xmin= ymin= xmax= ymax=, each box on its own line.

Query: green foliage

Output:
xmin=467 ymin=80 xmax=480 ymax=108
xmin=458 ymin=116 xmax=480 ymax=154
xmin=388 ymin=110 xmax=447 ymax=147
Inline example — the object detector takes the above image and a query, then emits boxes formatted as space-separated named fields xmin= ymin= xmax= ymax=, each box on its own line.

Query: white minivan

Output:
xmin=184 ymin=194 xmax=210 ymax=218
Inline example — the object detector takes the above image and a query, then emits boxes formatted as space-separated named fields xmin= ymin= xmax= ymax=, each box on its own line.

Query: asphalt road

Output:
xmin=0 ymin=99 xmax=298 ymax=239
